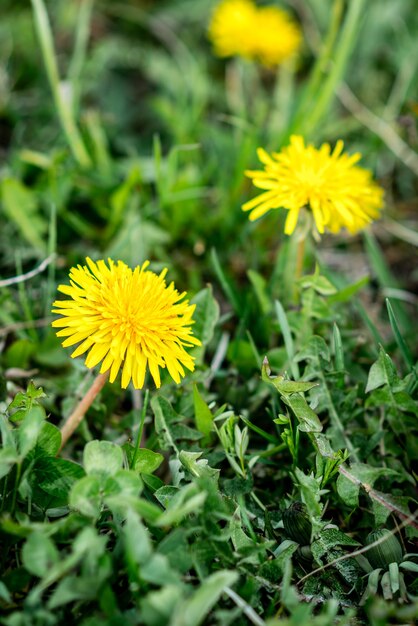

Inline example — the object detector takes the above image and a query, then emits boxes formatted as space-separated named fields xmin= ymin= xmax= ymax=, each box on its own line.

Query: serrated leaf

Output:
xmin=261 ymin=357 xmax=318 ymax=397
xmin=179 ymin=450 xmax=220 ymax=480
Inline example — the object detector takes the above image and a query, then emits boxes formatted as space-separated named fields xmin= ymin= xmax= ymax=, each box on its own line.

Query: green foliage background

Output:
xmin=0 ymin=1 xmax=417 ymax=624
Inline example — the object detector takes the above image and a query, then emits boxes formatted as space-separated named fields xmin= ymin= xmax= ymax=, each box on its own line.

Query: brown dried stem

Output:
xmin=59 ymin=371 xmax=109 ymax=450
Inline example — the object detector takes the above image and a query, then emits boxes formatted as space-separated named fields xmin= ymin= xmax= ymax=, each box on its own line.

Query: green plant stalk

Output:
xmin=31 ymin=0 xmax=91 ymax=168
xmin=289 ymin=0 xmax=344 ymax=136
xmin=67 ymin=0 xmax=94 ymax=114
xmin=301 ymin=0 xmax=366 ymax=137
xmin=131 ymin=389 xmax=150 ymax=469
xmin=10 ymin=463 xmax=22 ymax=517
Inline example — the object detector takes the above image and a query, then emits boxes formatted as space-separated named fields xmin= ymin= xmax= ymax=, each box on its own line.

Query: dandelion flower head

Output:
xmin=208 ymin=0 xmax=301 ymax=66
xmin=242 ymin=135 xmax=384 ymax=235
xmin=52 ymin=258 xmax=201 ymax=389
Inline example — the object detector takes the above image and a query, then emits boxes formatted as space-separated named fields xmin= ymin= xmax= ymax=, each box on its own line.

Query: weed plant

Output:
xmin=0 ymin=1 xmax=417 ymax=625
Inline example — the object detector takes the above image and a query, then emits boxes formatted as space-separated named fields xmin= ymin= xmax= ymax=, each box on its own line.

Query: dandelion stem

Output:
xmin=60 ymin=371 xmax=109 ymax=450
xmin=292 ymin=235 xmax=306 ymax=302
xmin=131 ymin=389 xmax=150 ymax=469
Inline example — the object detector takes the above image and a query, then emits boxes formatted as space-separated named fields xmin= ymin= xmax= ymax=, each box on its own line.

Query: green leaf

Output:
xmin=18 ymin=406 xmax=46 ymax=457
xmin=151 ymin=395 xmax=181 ymax=453
xmin=141 ymin=585 xmax=183 ymax=626
xmin=83 ymin=440 xmax=123 ymax=478
xmin=179 ymin=451 xmax=220 ymax=480
xmin=35 ymin=421 xmax=62 ymax=457
xmin=1 ymin=177 xmax=46 ymax=250
xmin=30 ymin=457 xmax=85 ymax=507
xmin=294 ymin=468 xmax=322 ymax=517
xmin=103 ymin=469 xmax=143 ymax=499
xmin=123 ymin=509 xmax=153 ymax=568
xmin=171 ymin=570 xmax=238 ymax=626
xmin=299 ymin=267 xmax=337 ymax=295
xmin=283 ymin=394 xmax=323 ymax=433
xmin=69 ymin=475 xmax=102 ymax=518
xmin=336 ymin=463 xmax=400 ymax=508
xmin=134 ymin=448 xmax=164 ymax=475
xmin=0 ymin=447 xmax=19 ymax=480
xmin=193 ymin=385 xmax=213 ymax=437
xmin=261 ymin=357 xmax=318 ymax=396
xmin=191 ymin=285 xmax=220 ymax=347
xmin=366 ymin=346 xmax=398 ymax=393
xmin=247 ymin=269 xmax=271 ymax=314
xmin=155 ymin=483 xmax=207 ymax=527
xmin=22 ymin=531 xmax=59 ymax=578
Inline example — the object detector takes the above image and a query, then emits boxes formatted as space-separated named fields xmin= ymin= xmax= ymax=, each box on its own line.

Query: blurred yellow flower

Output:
xmin=243 ymin=135 xmax=384 ymax=235
xmin=52 ymin=258 xmax=201 ymax=389
xmin=208 ymin=0 xmax=301 ymax=66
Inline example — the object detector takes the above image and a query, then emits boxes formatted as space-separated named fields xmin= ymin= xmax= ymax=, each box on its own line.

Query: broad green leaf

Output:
xmin=1 ymin=177 xmax=46 ymax=250
xmin=18 ymin=406 xmax=45 ymax=457
xmin=133 ymin=448 xmax=164 ymax=475
xmin=69 ymin=475 xmax=102 ymax=518
xmin=123 ymin=509 xmax=152 ymax=568
xmin=30 ymin=457 xmax=85 ymax=507
xmin=35 ymin=421 xmax=62 ymax=457
xmin=193 ymin=385 xmax=213 ymax=437
xmin=22 ymin=531 xmax=59 ymax=578
xmin=103 ymin=469 xmax=142 ymax=499
xmin=171 ymin=570 xmax=238 ymax=626
xmin=83 ymin=440 xmax=123 ymax=478
xmin=337 ymin=463 xmax=400 ymax=509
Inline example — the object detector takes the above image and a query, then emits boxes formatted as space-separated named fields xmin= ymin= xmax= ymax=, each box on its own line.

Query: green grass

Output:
xmin=0 ymin=1 xmax=417 ymax=625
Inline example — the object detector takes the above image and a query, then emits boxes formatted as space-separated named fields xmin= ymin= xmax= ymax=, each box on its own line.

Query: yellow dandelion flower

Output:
xmin=242 ymin=135 xmax=384 ymax=235
xmin=52 ymin=258 xmax=201 ymax=390
xmin=208 ymin=0 xmax=257 ymax=60
xmin=252 ymin=6 xmax=301 ymax=67
xmin=208 ymin=0 xmax=301 ymax=66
